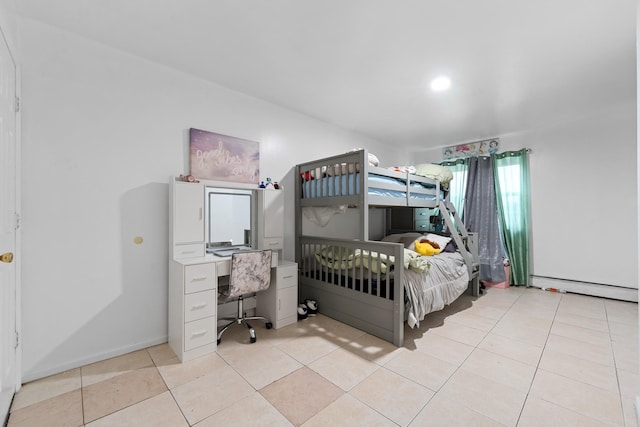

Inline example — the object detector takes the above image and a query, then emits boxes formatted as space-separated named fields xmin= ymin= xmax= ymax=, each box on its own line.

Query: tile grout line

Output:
xmin=79 ymin=365 xmax=85 ymax=426
xmin=405 ymin=287 xmax=527 ymax=427
xmin=513 ymin=287 xmax=562 ymax=426
xmin=604 ymin=300 xmax=628 ymax=426
xmin=517 ymin=293 xmax=625 ymax=426
xmin=152 ymin=350 xmax=188 ymax=426
xmin=475 ymin=287 xmax=540 ymax=426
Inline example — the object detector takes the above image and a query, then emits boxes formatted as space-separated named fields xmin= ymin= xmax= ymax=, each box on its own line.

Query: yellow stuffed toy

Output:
xmin=414 ymin=239 xmax=442 ymax=256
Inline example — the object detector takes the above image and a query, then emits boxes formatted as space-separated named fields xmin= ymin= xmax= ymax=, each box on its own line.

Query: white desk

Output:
xmin=168 ymin=253 xmax=297 ymax=362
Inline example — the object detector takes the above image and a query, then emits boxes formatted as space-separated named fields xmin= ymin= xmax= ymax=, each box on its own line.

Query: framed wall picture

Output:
xmin=189 ymin=128 xmax=260 ymax=184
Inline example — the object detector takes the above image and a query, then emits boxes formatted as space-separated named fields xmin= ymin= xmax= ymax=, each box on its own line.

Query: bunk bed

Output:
xmin=294 ymin=149 xmax=480 ymax=346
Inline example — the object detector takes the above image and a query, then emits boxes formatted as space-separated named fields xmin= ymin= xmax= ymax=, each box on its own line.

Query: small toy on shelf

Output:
xmin=259 ymin=177 xmax=281 ymax=190
xmin=178 ymin=174 xmax=199 ymax=183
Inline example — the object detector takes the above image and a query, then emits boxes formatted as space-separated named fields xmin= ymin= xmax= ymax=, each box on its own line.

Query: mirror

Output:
xmin=205 ymin=187 xmax=254 ymax=254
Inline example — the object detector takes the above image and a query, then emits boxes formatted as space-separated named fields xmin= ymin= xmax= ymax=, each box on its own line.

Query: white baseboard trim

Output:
xmin=531 ymin=276 xmax=638 ymax=302
xmin=22 ymin=335 xmax=168 ymax=383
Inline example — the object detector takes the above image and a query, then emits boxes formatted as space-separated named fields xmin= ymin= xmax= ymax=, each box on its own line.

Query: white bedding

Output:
xmin=403 ymin=252 xmax=469 ymax=328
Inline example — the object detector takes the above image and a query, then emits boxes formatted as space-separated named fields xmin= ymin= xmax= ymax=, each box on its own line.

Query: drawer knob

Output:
xmin=191 ymin=330 xmax=207 ymax=337
xmin=190 ymin=303 xmax=207 ymax=310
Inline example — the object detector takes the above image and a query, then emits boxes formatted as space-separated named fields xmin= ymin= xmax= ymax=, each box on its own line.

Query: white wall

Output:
xmin=0 ymin=0 xmax=17 ymax=54
xmin=413 ymin=101 xmax=638 ymax=291
xmin=17 ymin=18 xmax=401 ymax=381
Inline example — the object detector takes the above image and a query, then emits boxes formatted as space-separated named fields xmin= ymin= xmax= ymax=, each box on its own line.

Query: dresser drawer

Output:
xmin=184 ymin=290 xmax=216 ymax=323
xmin=414 ymin=208 xmax=431 ymax=219
xmin=218 ymin=252 xmax=278 ymax=278
xmin=262 ymin=237 xmax=283 ymax=250
xmin=174 ymin=243 xmax=205 ymax=259
xmin=184 ymin=263 xmax=216 ymax=294
xmin=414 ymin=219 xmax=431 ymax=231
xmin=184 ymin=317 xmax=216 ymax=351
xmin=276 ymin=265 xmax=297 ymax=289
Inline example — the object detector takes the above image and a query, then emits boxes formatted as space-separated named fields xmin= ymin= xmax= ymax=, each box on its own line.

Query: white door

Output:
xmin=0 ymin=28 xmax=17 ymax=422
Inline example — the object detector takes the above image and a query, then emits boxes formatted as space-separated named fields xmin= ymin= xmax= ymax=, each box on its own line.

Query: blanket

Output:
xmin=314 ymin=246 xmax=430 ymax=274
xmin=404 ymin=252 xmax=469 ymax=328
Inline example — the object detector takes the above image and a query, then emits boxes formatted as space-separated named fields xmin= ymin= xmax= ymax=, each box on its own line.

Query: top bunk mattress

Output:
xmin=296 ymin=149 xmax=452 ymax=208
xmin=301 ymin=172 xmax=442 ymax=201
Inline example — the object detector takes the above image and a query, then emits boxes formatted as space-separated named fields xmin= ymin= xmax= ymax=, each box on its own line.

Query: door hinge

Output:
xmin=14 ymin=331 xmax=19 ymax=349
xmin=15 ymin=96 xmax=19 ymax=113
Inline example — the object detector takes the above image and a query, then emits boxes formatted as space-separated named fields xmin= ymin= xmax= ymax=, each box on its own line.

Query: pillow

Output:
xmin=414 ymin=163 xmax=454 ymax=184
xmin=443 ymin=240 xmax=457 ymax=252
xmin=368 ymin=152 xmax=380 ymax=167
xmin=317 ymin=246 xmax=355 ymax=261
xmin=381 ymin=232 xmax=423 ymax=249
xmin=348 ymin=148 xmax=380 ymax=166
xmin=425 ymin=233 xmax=452 ymax=250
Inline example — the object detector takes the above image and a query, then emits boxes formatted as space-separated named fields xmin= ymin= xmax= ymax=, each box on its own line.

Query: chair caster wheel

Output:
xmin=266 ymin=322 xmax=273 ymax=329
xmin=250 ymin=336 xmax=256 ymax=343
xmin=217 ymin=338 xmax=221 ymax=345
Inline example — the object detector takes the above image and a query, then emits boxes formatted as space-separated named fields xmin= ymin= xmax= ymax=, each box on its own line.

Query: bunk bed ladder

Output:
xmin=438 ymin=199 xmax=481 ymax=297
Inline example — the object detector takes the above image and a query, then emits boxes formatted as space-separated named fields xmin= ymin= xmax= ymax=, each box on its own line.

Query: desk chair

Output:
xmin=217 ymin=249 xmax=273 ymax=344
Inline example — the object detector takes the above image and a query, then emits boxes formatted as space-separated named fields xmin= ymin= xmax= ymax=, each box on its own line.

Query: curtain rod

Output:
xmin=500 ymin=148 xmax=532 ymax=155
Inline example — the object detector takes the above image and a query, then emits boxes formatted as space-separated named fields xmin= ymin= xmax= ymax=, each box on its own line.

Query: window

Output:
xmin=496 ymin=163 xmax=523 ymax=233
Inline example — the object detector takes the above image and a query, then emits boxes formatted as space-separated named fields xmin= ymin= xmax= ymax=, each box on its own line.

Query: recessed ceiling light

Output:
xmin=430 ymin=76 xmax=451 ymax=92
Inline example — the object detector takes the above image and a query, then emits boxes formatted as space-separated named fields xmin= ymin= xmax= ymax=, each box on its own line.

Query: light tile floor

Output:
xmin=8 ymin=286 xmax=639 ymax=426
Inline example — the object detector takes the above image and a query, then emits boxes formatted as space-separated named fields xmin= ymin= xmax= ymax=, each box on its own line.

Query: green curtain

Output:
xmin=441 ymin=158 xmax=469 ymax=217
xmin=492 ymin=149 xmax=531 ymax=286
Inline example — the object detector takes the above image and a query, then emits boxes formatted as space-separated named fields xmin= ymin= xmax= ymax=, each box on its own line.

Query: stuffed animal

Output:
xmin=414 ymin=238 xmax=442 ymax=256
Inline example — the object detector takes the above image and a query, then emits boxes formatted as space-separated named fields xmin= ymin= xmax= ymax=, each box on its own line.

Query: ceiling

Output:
xmin=13 ymin=0 xmax=637 ymax=150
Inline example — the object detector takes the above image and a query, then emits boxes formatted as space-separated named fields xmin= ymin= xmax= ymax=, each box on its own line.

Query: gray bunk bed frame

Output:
xmin=294 ymin=149 xmax=480 ymax=346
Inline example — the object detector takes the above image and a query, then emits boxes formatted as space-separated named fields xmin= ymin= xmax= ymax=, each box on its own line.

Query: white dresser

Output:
xmin=257 ymin=260 xmax=298 ymax=329
xmin=168 ymin=177 xmax=298 ymax=361
xmin=168 ymin=259 xmax=217 ymax=362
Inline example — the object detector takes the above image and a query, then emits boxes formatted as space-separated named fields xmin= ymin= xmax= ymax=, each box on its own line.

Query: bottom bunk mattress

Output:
xmin=403 ymin=252 xmax=469 ymax=328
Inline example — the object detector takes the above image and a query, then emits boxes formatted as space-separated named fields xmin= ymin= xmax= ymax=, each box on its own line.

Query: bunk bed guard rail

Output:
xmin=297 ymin=236 xmax=405 ymax=346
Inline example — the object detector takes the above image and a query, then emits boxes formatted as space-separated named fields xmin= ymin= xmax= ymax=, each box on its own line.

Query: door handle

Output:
xmin=1 ymin=252 xmax=13 ymax=263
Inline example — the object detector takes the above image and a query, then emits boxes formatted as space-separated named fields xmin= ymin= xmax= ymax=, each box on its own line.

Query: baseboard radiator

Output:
xmin=531 ymin=276 xmax=638 ymax=302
